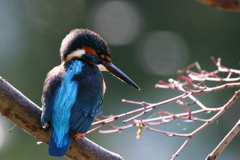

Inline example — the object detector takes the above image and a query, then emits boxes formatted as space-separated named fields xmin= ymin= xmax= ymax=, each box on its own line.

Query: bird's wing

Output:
xmin=70 ymin=71 xmax=104 ymax=134
xmin=41 ymin=66 xmax=63 ymax=130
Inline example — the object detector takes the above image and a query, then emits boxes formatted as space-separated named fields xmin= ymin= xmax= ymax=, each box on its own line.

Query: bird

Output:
xmin=40 ymin=28 xmax=140 ymax=157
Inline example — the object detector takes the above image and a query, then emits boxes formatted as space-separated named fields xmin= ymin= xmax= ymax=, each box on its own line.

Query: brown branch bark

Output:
xmin=196 ymin=0 xmax=240 ymax=11
xmin=0 ymin=77 xmax=123 ymax=160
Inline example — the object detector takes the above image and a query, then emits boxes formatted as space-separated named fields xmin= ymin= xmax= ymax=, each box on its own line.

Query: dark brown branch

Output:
xmin=0 ymin=77 xmax=123 ymax=160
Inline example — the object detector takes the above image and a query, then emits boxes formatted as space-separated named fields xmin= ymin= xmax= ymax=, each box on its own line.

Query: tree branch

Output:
xmin=92 ymin=57 xmax=240 ymax=159
xmin=206 ymin=119 xmax=240 ymax=160
xmin=196 ymin=0 xmax=240 ymax=11
xmin=0 ymin=77 xmax=123 ymax=160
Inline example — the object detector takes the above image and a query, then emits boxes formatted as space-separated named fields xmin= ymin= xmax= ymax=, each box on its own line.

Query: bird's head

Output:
xmin=60 ymin=29 xmax=140 ymax=90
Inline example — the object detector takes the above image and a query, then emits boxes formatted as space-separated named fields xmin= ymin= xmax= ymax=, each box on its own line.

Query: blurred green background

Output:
xmin=0 ymin=0 xmax=240 ymax=159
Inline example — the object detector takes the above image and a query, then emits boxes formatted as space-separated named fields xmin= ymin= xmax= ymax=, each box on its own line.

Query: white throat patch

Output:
xmin=97 ymin=64 xmax=107 ymax=71
xmin=65 ymin=49 xmax=85 ymax=62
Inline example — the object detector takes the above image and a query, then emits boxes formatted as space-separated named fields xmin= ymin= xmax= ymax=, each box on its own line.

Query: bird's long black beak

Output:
xmin=102 ymin=61 xmax=140 ymax=90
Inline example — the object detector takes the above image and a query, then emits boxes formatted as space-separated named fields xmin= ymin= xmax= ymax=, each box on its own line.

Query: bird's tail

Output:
xmin=48 ymin=132 xmax=71 ymax=157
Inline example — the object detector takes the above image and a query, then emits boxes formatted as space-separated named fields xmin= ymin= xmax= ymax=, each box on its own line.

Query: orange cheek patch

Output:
xmin=82 ymin=46 xmax=97 ymax=56
xmin=105 ymin=56 xmax=111 ymax=62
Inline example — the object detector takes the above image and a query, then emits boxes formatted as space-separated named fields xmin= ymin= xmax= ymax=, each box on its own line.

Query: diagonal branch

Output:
xmin=206 ymin=119 xmax=240 ymax=160
xmin=0 ymin=77 xmax=123 ymax=160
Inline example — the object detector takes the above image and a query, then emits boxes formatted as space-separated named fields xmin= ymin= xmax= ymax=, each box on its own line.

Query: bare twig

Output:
xmin=206 ymin=119 xmax=240 ymax=160
xmin=91 ymin=57 xmax=240 ymax=160
xmin=171 ymin=137 xmax=192 ymax=160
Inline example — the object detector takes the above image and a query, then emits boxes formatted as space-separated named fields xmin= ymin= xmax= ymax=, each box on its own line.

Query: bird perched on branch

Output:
xmin=41 ymin=29 xmax=140 ymax=157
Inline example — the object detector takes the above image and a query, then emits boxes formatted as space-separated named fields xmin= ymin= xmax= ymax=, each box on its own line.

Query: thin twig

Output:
xmin=94 ymin=57 xmax=240 ymax=160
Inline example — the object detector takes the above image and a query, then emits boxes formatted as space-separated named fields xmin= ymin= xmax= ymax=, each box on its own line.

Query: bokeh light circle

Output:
xmin=86 ymin=0 xmax=142 ymax=45
xmin=137 ymin=31 xmax=189 ymax=76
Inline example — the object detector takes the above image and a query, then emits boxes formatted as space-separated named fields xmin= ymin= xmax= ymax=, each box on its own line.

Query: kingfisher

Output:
xmin=41 ymin=29 xmax=140 ymax=157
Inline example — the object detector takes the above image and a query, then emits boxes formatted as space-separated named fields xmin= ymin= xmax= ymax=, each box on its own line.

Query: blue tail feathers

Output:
xmin=48 ymin=133 xmax=72 ymax=157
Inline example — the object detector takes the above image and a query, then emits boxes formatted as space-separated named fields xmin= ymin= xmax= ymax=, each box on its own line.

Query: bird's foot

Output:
xmin=74 ymin=133 xmax=85 ymax=139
